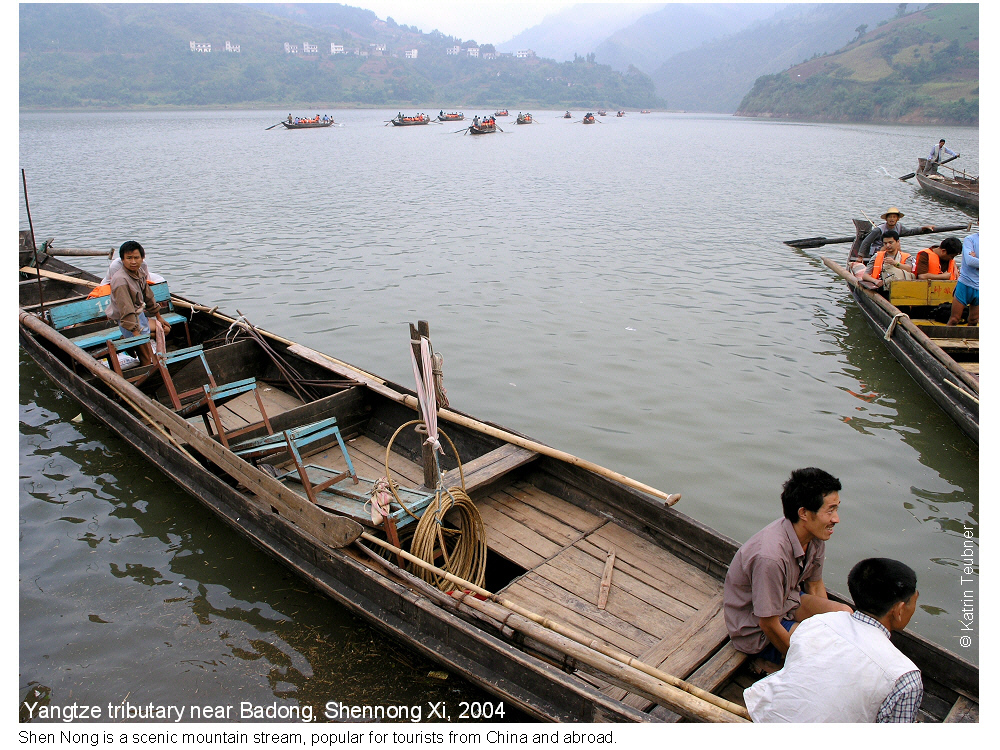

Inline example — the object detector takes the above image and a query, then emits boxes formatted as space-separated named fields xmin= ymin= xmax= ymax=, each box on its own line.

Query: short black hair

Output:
xmin=939 ymin=139 xmax=946 ymax=144
xmin=882 ymin=229 xmax=900 ymax=241
xmin=119 ymin=240 xmax=145 ymax=260
xmin=780 ymin=468 xmax=841 ymax=522
xmin=940 ymin=237 xmax=962 ymax=255
xmin=848 ymin=558 xmax=917 ymax=617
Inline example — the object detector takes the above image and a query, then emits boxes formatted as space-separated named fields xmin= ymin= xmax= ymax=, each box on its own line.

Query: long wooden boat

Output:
xmin=438 ymin=112 xmax=465 ymax=122
xmin=582 ymin=113 xmax=596 ymax=125
xmin=390 ymin=113 xmax=430 ymax=126
xmin=515 ymin=113 xmax=533 ymax=125
xmin=19 ymin=241 xmax=978 ymax=723
xmin=468 ymin=119 xmax=497 ymax=135
xmin=822 ymin=253 xmax=979 ymax=445
xmin=563 ymin=111 xmax=572 ymax=119
xmin=494 ymin=110 xmax=509 ymax=117
xmin=915 ymin=158 xmax=979 ymax=209
xmin=282 ymin=119 xmax=333 ymax=129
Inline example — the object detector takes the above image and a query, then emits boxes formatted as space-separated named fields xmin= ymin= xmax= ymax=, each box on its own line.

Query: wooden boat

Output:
xmin=597 ymin=110 xmax=607 ymax=117
xmin=617 ymin=111 xmax=625 ymax=117
xmin=640 ymin=110 xmax=651 ymax=114
xmin=437 ymin=112 xmax=465 ymax=122
xmin=390 ymin=113 xmax=430 ymax=126
xmin=515 ymin=113 xmax=533 ymax=125
xmin=915 ymin=159 xmax=979 ymax=209
xmin=494 ymin=110 xmax=509 ymax=117
xmin=19 ymin=241 xmax=978 ymax=722
xmin=563 ymin=111 xmax=572 ymax=119
xmin=468 ymin=118 xmax=497 ymax=135
xmin=282 ymin=118 xmax=333 ymax=129
xmin=822 ymin=226 xmax=978 ymax=444
xmin=582 ymin=113 xmax=596 ymax=124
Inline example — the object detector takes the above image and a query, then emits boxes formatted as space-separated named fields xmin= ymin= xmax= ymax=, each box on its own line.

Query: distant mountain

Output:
xmin=499 ymin=3 xmax=666 ymax=62
xmin=652 ymin=3 xmax=906 ymax=113
xmin=19 ymin=3 xmax=663 ymax=109
xmin=594 ymin=3 xmax=787 ymax=75
xmin=736 ymin=3 xmax=978 ymax=124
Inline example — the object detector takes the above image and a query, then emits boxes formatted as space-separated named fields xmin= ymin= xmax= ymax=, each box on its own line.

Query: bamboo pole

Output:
xmin=359 ymin=531 xmax=749 ymax=722
xmin=288 ymin=343 xmax=682 ymax=506
xmin=19 ymin=266 xmax=98 ymax=287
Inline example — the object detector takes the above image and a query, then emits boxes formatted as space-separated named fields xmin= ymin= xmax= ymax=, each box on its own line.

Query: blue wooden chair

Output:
xmin=199 ymin=377 xmax=274 ymax=448
xmin=233 ymin=416 xmax=358 ymax=505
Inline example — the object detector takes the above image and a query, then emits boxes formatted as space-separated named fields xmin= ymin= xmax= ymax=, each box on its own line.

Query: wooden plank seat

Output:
xmin=105 ymin=332 xmax=154 ymax=377
xmin=47 ymin=281 xmax=190 ymax=351
xmin=152 ymin=344 xmax=218 ymax=409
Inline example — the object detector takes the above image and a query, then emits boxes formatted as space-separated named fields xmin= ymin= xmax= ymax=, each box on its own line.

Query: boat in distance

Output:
xmin=515 ymin=113 xmax=533 ymax=125
xmin=18 ymin=237 xmax=978 ymax=723
xmin=282 ymin=117 xmax=334 ymax=129
xmin=914 ymin=158 xmax=979 ymax=209
xmin=822 ymin=221 xmax=979 ymax=444
xmin=437 ymin=112 xmax=465 ymax=122
xmin=389 ymin=113 xmax=430 ymax=126
xmin=582 ymin=113 xmax=596 ymax=125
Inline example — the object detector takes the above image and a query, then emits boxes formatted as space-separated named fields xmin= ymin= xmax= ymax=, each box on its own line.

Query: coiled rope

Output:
xmin=382 ymin=419 xmax=487 ymax=592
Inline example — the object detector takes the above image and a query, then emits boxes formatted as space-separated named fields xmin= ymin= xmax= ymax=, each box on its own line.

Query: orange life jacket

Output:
xmin=87 ymin=278 xmax=155 ymax=299
xmin=915 ymin=248 xmax=957 ymax=279
xmin=872 ymin=250 xmax=910 ymax=280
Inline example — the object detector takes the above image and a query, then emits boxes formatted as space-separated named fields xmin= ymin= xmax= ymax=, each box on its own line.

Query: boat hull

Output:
xmin=281 ymin=121 xmax=333 ymax=129
xmin=823 ymin=259 xmax=978 ymax=444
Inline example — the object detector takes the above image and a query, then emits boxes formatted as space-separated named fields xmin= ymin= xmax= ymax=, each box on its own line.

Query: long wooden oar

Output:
xmin=265 ymin=122 xmax=283 ymax=130
xmin=359 ymin=531 xmax=749 ymax=722
xmin=785 ymin=223 xmax=970 ymax=249
xmin=900 ymin=153 xmax=959 ymax=181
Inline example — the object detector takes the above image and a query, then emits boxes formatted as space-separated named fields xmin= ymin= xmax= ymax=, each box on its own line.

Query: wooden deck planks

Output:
xmin=506 ymin=481 xmax=605 ymax=534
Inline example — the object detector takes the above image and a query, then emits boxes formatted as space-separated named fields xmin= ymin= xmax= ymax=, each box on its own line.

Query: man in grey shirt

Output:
xmin=723 ymin=468 xmax=853 ymax=663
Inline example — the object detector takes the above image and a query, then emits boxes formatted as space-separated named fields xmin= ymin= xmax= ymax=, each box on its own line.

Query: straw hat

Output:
xmin=881 ymin=207 xmax=905 ymax=219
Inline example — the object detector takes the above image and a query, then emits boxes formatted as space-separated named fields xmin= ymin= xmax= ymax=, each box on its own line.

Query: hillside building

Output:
xmin=189 ymin=41 xmax=211 ymax=53
xmin=331 ymin=43 xmax=345 ymax=54
xmin=284 ymin=42 xmax=298 ymax=54
xmin=466 ymin=47 xmax=479 ymax=57
xmin=303 ymin=42 xmax=318 ymax=54
xmin=445 ymin=46 xmax=460 ymax=55
xmin=224 ymin=41 xmax=240 ymax=53
xmin=404 ymin=49 xmax=418 ymax=59
xmin=515 ymin=49 xmax=535 ymax=58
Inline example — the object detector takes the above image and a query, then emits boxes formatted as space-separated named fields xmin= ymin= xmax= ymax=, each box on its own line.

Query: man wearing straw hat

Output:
xmin=854 ymin=207 xmax=934 ymax=262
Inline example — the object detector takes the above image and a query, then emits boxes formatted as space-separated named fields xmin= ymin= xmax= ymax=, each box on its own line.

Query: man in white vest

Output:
xmin=744 ymin=558 xmax=923 ymax=722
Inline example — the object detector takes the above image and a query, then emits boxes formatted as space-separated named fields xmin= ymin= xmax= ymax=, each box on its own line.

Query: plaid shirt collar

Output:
xmin=852 ymin=610 xmax=890 ymax=638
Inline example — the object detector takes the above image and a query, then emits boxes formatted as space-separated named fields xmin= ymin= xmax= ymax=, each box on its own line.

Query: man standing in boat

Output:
xmin=723 ymin=468 xmax=852 ymax=666
xmin=947 ymin=232 xmax=979 ymax=326
xmin=743 ymin=558 xmax=922 ymax=722
xmin=928 ymin=138 xmax=959 ymax=167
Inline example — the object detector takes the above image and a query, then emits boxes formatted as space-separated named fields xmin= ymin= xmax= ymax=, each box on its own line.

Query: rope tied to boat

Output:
xmin=885 ymin=312 xmax=909 ymax=341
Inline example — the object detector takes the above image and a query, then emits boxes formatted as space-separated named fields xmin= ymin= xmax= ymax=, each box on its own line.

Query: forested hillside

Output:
xmin=735 ymin=3 xmax=978 ymax=124
xmin=19 ymin=3 xmax=662 ymax=109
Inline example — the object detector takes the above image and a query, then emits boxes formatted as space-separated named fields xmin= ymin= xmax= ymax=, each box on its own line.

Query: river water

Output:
xmin=18 ymin=109 xmax=979 ymax=721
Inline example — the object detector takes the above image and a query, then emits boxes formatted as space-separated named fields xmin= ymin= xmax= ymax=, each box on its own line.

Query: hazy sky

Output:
xmin=360 ymin=1 xmax=580 ymax=44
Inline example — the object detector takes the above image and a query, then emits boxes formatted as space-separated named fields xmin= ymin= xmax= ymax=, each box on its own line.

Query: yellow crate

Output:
xmin=889 ymin=280 xmax=956 ymax=307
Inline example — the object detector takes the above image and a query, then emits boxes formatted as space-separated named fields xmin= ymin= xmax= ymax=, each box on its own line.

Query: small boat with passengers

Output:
xmin=822 ymin=220 xmax=979 ymax=444
xmin=18 ymin=228 xmax=978 ymax=723
xmin=467 ymin=116 xmax=498 ymax=135
xmin=494 ymin=110 xmax=509 ymax=117
xmin=390 ymin=112 xmax=430 ymax=126
xmin=582 ymin=113 xmax=596 ymax=125
xmin=282 ymin=115 xmax=334 ymax=129
xmin=437 ymin=111 xmax=465 ymax=122
xmin=914 ymin=158 xmax=979 ymax=209
xmin=515 ymin=113 xmax=533 ymax=125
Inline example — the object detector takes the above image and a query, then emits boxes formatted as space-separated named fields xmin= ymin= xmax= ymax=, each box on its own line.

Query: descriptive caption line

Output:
xmin=17 ymin=729 xmax=616 ymax=747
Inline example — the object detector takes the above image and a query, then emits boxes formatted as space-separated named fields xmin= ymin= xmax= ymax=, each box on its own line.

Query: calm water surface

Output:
xmin=18 ymin=109 xmax=979 ymax=719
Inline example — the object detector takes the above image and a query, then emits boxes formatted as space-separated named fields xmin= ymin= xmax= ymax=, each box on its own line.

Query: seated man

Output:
xmin=913 ymin=237 xmax=961 ymax=280
xmin=849 ymin=230 xmax=912 ymax=289
xmin=724 ymin=468 xmax=852 ymax=664
xmin=105 ymin=240 xmax=171 ymax=365
xmin=948 ymin=232 xmax=979 ymax=326
xmin=744 ymin=558 xmax=922 ymax=723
